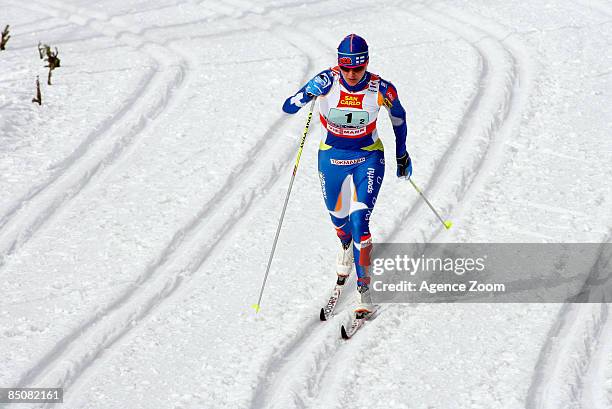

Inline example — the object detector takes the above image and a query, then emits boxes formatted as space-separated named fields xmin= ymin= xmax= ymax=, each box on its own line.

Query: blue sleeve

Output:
xmin=282 ymin=69 xmax=334 ymax=114
xmin=282 ymin=83 xmax=313 ymax=114
xmin=380 ymin=80 xmax=407 ymax=157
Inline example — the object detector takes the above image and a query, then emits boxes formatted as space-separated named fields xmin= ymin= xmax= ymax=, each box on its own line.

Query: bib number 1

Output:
xmin=328 ymin=108 xmax=369 ymax=128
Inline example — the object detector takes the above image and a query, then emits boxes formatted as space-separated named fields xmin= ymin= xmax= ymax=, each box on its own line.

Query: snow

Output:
xmin=0 ymin=0 xmax=610 ymax=408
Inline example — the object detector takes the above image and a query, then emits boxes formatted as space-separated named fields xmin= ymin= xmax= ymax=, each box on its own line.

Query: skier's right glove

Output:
xmin=396 ymin=153 xmax=412 ymax=178
xmin=305 ymin=73 xmax=332 ymax=97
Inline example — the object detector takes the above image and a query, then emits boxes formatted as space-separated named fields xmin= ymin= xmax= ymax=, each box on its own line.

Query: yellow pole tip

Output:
xmin=444 ymin=221 xmax=453 ymax=229
xmin=251 ymin=304 xmax=260 ymax=313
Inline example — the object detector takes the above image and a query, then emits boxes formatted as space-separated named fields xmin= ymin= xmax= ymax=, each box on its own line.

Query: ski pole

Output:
xmin=252 ymin=97 xmax=317 ymax=313
xmin=408 ymin=178 xmax=452 ymax=230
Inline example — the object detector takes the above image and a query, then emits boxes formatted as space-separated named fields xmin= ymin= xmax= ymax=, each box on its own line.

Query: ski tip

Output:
xmin=444 ymin=220 xmax=453 ymax=229
xmin=320 ymin=308 xmax=327 ymax=321
xmin=340 ymin=325 xmax=349 ymax=339
xmin=251 ymin=304 xmax=261 ymax=313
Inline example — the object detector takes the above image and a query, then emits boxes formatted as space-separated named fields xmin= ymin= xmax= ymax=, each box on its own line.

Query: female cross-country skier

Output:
xmin=282 ymin=34 xmax=412 ymax=318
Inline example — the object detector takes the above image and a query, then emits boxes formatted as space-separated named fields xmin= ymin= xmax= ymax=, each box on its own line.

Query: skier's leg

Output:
xmin=349 ymin=151 xmax=385 ymax=313
xmin=331 ymin=212 xmax=354 ymax=282
xmin=318 ymin=149 xmax=354 ymax=281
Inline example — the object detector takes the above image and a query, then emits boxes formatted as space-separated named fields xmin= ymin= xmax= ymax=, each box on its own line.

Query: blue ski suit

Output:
xmin=283 ymin=67 xmax=408 ymax=286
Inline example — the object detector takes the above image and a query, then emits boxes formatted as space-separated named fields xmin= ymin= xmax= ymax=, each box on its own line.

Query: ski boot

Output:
xmin=354 ymin=283 xmax=375 ymax=319
xmin=320 ymin=240 xmax=354 ymax=321
xmin=336 ymin=239 xmax=353 ymax=285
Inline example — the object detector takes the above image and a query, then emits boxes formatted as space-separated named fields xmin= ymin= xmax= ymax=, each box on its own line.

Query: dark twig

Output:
xmin=32 ymin=76 xmax=42 ymax=105
xmin=37 ymin=42 xmax=45 ymax=59
xmin=41 ymin=44 xmax=60 ymax=85
xmin=0 ymin=25 xmax=10 ymax=50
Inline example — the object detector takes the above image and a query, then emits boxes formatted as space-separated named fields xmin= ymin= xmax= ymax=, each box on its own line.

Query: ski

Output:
xmin=320 ymin=275 xmax=350 ymax=321
xmin=320 ymin=283 xmax=344 ymax=321
xmin=340 ymin=308 xmax=377 ymax=339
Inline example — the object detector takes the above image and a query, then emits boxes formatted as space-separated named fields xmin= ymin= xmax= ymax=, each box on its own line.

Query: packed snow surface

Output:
xmin=0 ymin=0 xmax=610 ymax=408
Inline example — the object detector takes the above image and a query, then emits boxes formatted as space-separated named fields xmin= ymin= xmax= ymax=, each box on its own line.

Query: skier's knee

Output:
xmin=335 ymin=225 xmax=351 ymax=243
xmin=350 ymin=210 xmax=371 ymax=242
xmin=331 ymin=216 xmax=351 ymax=243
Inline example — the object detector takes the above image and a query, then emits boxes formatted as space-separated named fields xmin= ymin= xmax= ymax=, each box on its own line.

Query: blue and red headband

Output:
xmin=337 ymin=34 xmax=369 ymax=68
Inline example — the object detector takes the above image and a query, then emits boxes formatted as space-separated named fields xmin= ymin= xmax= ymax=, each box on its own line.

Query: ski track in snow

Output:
xmin=3 ymin=0 xmax=188 ymax=393
xmin=0 ymin=0 xmax=189 ymax=268
xmin=404 ymin=3 xmax=532 ymax=241
xmin=250 ymin=1 xmax=537 ymax=408
xmin=581 ymin=303 xmax=612 ymax=409
xmin=526 ymin=237 xmax=612 ymax=409
xmin=2 ymin=0 xmax=609 ymax=408
xmin=524 ymin=2 xmax=612 ymax=407
xmin=3 ymin=0 xmax=362 ymax=406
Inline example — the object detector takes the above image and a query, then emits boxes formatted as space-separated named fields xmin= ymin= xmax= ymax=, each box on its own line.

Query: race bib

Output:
xmin=328 ymin=108 xmax=369 ymax=128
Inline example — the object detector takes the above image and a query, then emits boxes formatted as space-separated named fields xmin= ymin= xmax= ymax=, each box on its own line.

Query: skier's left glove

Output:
xmin=305 ymin=73 xmax=332 ymax=97
xmin=396 ymin=153 xmax=412 ymax=178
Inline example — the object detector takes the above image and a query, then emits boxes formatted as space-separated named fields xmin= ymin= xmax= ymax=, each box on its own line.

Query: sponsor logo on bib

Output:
xmin=338 ymin=91 xmax=364 ymax=109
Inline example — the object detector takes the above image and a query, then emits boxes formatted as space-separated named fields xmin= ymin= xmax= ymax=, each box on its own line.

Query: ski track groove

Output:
xmin=250 ymin=1 xmax=535 ymax=408
xmin=6 ymin=1 xmax=339 ymax=406
xmin=526 ymin=236 xmax=612 ymax=409
xmin=581 ymin=303 xmax=612 ymax=409
xmin=388 ymin=2 xmax=524 ymax=242
xmin=0 ymin=0 xmax=189 ymax=269
xmin=418 ymin=3 xmax=531 ymax=237
xmin=0 ymin=35 xmax=106 ymax=53
xmin=526 ymin=1 xmax=612 ymax=407
xmin=97 ymin=0 xmax=335 ymax=44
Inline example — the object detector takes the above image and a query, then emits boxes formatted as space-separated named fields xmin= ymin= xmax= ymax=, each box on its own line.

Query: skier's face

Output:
xmin=340 ymin=63 xmax=368 ymax=86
